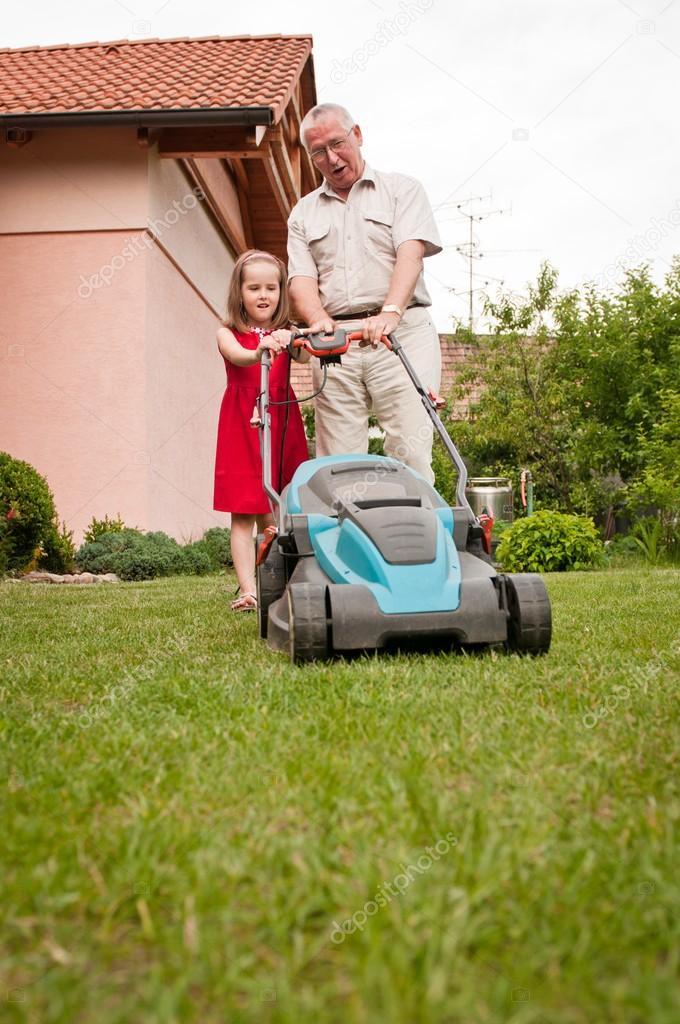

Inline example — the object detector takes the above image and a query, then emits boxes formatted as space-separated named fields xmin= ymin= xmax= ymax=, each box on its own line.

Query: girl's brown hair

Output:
xmin=225 ymin=249 xmax=290 ymax=332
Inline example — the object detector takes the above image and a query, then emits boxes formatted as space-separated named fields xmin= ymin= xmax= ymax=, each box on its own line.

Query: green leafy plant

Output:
xmin=627 ymin=388 xmax=680 ymax=556
xmin=604 ymin=532 xmax=642 ymax=564
xmin=630 ymin=517 xmax=664 ymax=566
xmin=301 ymin=404 xmax=315 ymax=439
xmin=0 ymin=451 xmax=57 ymax=572
xmin=367 ymin=414 xmax=386 ymax=457
xmin=496 ymin=510 xmax=605 ymax=572
xmin=491 ymin=517 xmax=515 ymax=540
xmin=38 ymin=520 xmax=76 ymax=574
xmin=430 ymin=436 xmax=458 ymax=506
xmin=83 ymin=513 xmax=131 ymax=544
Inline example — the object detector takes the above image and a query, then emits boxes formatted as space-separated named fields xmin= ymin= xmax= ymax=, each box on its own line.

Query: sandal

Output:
xmin=231 ymin=592 xmax=257 ymax=612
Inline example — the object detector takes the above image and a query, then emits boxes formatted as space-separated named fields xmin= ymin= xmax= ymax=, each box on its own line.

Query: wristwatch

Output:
xmin=381 ymin=304 xmax=403 ymax=317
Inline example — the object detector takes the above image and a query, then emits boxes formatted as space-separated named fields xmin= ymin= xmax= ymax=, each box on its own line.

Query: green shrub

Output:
xmin=116 ymin=532 xmax=184 ymax=580
xmin=181 ymin=541 xmax=213 ymax=576
xmin=38 ymin=521 xmax=76 ymax=573
xmin=496 ymin=510 xmax=605 ymax=572
xmin=0 ymin=452 xmax=56 ymax=571
xmin=76 ymin=529 xmax=141 ymax=575
xmin=112 ymin=546 xmax=172 ymax=581
xmin=201 ymin=527 xmax=232 ymax=568
xmin=0 ymin=518 xmax=9 ymax=576
xmin=143 ymin=532 xmax=186 ymax=572
xmin=75 ymin=528 xmax=222 ymax=580
xmin=83 ymin=513 xmax=130 ymax=544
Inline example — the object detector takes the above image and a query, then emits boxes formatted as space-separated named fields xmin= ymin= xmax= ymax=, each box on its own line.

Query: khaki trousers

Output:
xmin=313 ymin=306 xmax=441 ymax=483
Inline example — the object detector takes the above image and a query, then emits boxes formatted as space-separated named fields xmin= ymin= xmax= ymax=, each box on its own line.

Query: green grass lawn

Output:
xmin=2 ymin=568 xmax=679 ymax=1024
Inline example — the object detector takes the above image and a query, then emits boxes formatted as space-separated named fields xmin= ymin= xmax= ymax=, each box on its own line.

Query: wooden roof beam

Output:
xmin=159 ymin=126 xmax=267 ymax=159
xmin=287 ymin=90 xmax=318 ymax=193
xmin=228 ymin=156 xmax=250 ymax=194
xmin=280 ymin=106 xmax=301 ymax=195
xmin=182 ymin=157 xmax=247 ymax=255
xmin=225 ymin=158 xmax=255 ymax=249
xmin=261 ymin=150 xmax=291 ymax=222
xmin=267 ymin=126 xmax=299 ymax=207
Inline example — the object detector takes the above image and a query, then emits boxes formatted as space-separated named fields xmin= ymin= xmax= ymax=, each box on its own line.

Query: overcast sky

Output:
xmin=5 ymin=0 xmax=680 ymax=331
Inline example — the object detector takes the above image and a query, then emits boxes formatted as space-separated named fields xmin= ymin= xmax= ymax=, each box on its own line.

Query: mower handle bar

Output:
xmin=288 ymin=327 xmax=392 ymax=358
xmin=259 ymin=328 xmax=474 ymax=517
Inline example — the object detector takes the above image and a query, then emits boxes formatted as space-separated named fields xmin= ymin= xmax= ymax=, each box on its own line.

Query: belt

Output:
xmin=332 ymin=303 xmax=427 ymax=322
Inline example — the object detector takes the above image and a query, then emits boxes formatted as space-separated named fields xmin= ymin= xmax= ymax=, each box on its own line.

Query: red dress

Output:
xmin=213 ymin=329 xmax=309 ymax=514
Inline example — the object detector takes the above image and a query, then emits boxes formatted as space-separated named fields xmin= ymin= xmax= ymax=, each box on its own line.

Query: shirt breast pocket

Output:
xmin=306 ymin=222 xmax=332 ymax=264
xmin=362 ymin=208 xmax=395 ymax=258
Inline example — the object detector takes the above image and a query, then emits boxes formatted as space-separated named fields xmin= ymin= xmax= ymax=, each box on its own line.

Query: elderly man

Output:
xmin=287 ymin=103 xmax=443 ymax=482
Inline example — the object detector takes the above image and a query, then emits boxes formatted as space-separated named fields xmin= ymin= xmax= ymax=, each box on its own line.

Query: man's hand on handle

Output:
xmin=360 ymin=310 xmax=401 ymax=348
xmin=302 ymin=316 xmax=336 ymax=336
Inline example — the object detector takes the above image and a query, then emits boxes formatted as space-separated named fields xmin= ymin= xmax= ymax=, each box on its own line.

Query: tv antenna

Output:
xmin=441 ymin=194 xmax=511 ymax=330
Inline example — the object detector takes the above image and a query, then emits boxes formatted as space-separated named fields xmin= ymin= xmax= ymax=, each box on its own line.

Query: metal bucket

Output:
xmin=465 ymin=477 xmax=514 ymax=523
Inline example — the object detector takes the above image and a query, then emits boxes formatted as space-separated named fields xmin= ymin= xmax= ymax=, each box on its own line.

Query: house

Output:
xmin=0 ymin=35 xmax=320 ymax=542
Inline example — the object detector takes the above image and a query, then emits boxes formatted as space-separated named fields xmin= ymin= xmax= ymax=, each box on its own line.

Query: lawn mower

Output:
xmin=254 ymin=328 xmax=551 ymax=663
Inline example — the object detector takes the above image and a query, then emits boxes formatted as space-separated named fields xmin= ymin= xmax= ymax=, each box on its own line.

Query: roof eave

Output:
xmin=0 ymin=105 xmax=275 ymax=129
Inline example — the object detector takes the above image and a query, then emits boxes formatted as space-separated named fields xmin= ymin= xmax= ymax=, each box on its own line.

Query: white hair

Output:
xmin=300 ymin=103 xmax=355 ymax=150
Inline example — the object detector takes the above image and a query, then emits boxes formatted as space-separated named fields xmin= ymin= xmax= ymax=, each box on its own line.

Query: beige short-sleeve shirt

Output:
xmin=287 ymin=163 xmax=442 ymax=317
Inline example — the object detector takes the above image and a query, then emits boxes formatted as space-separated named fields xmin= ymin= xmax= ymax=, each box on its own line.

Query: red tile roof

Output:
xmin=0 ymin=35 xmax=313 ymax=121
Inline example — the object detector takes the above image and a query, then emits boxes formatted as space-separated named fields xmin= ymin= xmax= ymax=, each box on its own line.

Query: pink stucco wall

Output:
xmin=0 ymin=127 xmax=240 ymax=544
xmin=0 ymin=126 xmax=148 ymax=232
xmin=145 ymin=241 xmax=229 ymax=540
xmin=0 ymin=230 xmax=150 ymax=536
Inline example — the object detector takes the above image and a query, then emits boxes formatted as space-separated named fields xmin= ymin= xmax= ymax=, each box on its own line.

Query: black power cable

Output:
xmin=277 ymin=351 xmax=292 ymax=491
xmin=264 ymin=357 xmax=329 ymax=491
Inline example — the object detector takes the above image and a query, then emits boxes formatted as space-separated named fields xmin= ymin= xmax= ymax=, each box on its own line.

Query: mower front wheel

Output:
xmin=256 ymin=536 xmax=287 ymax=639
xmin=288 ymin=583 xmax=330 ymax=664
xmin=504 ymin=573 xmax=552 ymax=655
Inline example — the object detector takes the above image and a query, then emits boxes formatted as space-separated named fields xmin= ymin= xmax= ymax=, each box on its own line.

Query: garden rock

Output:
xmin=19 ymin=571 xmax=120 ymax=584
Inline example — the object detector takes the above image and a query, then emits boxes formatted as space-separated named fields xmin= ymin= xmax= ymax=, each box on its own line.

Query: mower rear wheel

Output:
xmin=288 ymin=583 xmax=330 ymax=664
xmin=504 ymin=573 xmax=552 ymax=655
xmin=256 ymin=536 xmax=287 ymax=640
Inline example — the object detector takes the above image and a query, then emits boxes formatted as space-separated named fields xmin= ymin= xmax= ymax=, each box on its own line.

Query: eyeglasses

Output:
xmin=308 ymin=125 xmax=355 ymax=164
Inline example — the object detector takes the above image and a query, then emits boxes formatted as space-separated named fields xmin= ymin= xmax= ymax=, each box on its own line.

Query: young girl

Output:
xmin=214 ymin=249 xmax=310 ymax=611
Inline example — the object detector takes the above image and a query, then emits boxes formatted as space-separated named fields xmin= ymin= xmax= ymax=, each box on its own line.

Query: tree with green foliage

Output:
xmin=0 ymin=451 xmax=75 ymax=573
xmin=446 ymin=260 xmax=680 ymax=533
